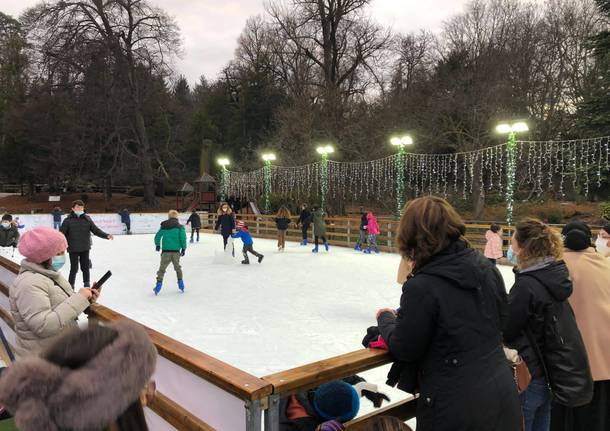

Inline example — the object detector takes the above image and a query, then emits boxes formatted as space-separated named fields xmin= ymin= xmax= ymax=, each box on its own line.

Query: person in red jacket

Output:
xmin=363 ymin=212 xmax=380 ymax=254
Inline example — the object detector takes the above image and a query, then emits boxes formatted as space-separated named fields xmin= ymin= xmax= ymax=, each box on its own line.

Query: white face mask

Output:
xmin=595 ymin=236 xmax=610 ymax=257
xmin=1 ymin=222 xmax=10 ymax=229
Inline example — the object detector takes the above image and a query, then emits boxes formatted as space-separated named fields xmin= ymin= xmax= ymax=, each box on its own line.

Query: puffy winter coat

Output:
xmin=154 ymin=218 xmax=187 ymax=252
xmin=215 ymin=213 xmax=235 ymax=235
xmin=484 ymin=230 xmax=503 ymax=259
xmin=9 ymin=260 xmax=90 ymax=358
xmin=187 ymin=212 xmax=202 ymax=229
xmin=377 ymin=241 xmax=521 ymax=431
xmin=0 ymin=225 xmax=19 ymax=247
xmin=232 ymin=228 xmax=254 ymax=246
xmin=366 ymin=213 xmax=380 ymax=235
xmin=60 ymin=213 xmax=109 ymax=253
xmin=312 ymin=209 xmax=326 ymax=236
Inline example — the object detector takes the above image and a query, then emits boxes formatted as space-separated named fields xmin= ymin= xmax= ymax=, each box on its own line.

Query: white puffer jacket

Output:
xmin=9 ymin=260 xmax=90 ymax=357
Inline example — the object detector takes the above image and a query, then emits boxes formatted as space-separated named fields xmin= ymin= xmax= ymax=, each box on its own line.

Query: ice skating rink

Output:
xmin=10 ymin=233 xmax=515 ymax=377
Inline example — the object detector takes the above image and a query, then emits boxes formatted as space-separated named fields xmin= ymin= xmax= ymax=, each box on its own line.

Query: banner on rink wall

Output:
xmin=11 ymin=212 xmax=207 ymax=235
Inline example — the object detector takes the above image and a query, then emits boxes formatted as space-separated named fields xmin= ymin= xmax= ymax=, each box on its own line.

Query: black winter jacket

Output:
xmin=377 ymin=241 xmax=521 ymax=431
xmin=0 ymin=225 xmax=19 ymax=247
xmin=359 ymin=213 xmax=368 ymax=230
xmin=60 ymin=213 xmax=109 ymax=253
xmin=503 ymin=260 xmax=574 ymax=378
xmin=275 ymin=217 xmax=291 ymax=230
xmin=118 ymin=210 xmax=130 ymax=224
xmin=52 ymin=209 xmax=63 ymax=223
xmin=298 ymin=209 xmax=311 ymax=226
xmin=187 ymin=212 xmax=202 ymax=229
xmin=215 ymin=213 xmax=235 ymax=235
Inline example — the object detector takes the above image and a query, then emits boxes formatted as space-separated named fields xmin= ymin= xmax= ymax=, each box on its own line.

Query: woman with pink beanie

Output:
xmin=10 ymin=227 xmax=96 ymax=357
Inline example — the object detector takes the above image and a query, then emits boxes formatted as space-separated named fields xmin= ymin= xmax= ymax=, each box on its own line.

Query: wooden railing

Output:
xmin=200 ymin=213 xmax=517 ymax=253
xmin=0 ymin=256 xmax=416 ymax=430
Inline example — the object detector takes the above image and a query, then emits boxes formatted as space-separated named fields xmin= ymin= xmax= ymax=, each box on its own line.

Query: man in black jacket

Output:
xmin=296 ymin=204 xmax=311 ymax=246
xmin=186 ymin=209 xmax=202 ymax=243
xmin=61 ymin=200 xmax=113 ymax=287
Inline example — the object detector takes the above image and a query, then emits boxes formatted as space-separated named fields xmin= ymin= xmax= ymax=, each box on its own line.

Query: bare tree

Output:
xmin=23 ymin=0 xmax=181 ymax=206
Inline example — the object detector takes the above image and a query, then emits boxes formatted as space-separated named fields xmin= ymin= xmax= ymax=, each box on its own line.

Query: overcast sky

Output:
xmin=1 ymin=0 xmax=472 ymax=85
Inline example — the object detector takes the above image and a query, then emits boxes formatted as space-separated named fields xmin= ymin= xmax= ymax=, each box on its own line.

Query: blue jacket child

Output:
xmin=231 ymin=221 xmax=263 ymax=264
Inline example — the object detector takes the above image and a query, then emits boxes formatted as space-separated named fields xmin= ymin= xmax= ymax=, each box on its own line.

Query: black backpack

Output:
xmin=523 ymin=274 xmax=593 ymax=407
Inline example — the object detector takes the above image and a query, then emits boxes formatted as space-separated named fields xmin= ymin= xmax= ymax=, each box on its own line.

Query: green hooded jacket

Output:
xmin=312 ymin=209 xmax=327 ymax=236
xmin=154 ymin=218 xmax=187 ymax=252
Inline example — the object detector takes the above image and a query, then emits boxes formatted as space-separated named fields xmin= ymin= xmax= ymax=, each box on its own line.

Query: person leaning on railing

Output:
xmin=0 ymin=320 xmax=157 ymax=431
xmin=10 ymin=227 xmax=97 ymax=358
xmin=375 ymin=196 xmax=521 ymax=431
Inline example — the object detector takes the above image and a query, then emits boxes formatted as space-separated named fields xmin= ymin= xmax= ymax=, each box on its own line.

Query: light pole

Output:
xmin=316 ymin=145 xmax=334 ymax=211
xmin=262 ymin=153 xmax=276 ymax=214
xmin=217 ymin=158 xmax=230 ymax=202
xmin=496 ymin=122 xmax=529 ymax=226
xmin=391 ymin=135 xmax=414 ymax=219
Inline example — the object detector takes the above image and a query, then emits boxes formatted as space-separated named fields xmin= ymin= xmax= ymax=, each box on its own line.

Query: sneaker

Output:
xmin=178 ymin=279 xmax=185 ymax=292
xmin=258 ymin=255 xmax=264 ymax=263
xmin=153 ymin=281 xmax=162 ymax=295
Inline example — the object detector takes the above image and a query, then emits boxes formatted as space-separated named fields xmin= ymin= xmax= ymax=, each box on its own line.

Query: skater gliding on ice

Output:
xmin=312 ymin=207 xmax=329 ymax=253
xmin=297 ymin=203 xmax=312 ymax=245
xmin=274 ymin=207 xmax=291 ymax=251
xmin=232 ymin=220 xmax=264 ymax=264
xmin=118 ymin=208 xmax=132 ymax=234
xmin=60 ymin=200 xmax=113 ymax=288
xmin=354 ymin=208 xmax=368 ymax=251
xmin=484 ymin=223 xmax=503 ymax=265
xmin=51 ymin=207 xmax=63 ymax=230
xmin=364 ymin=212 xmax=380 ymax=254
xmin=186 ymin=209 xmax=202 ymax=243
xmin=215 ymin=202 xmax=235 ymax=253
xmin=154 ymin=210 xmax=187 ymax=295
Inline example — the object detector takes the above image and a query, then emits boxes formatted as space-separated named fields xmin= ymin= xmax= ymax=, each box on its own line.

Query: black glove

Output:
xmin=362 ymin=389 xmax=390 ymax=408
xmin=180 ymin=249 xmax=185 ymax=256
xmin=155 ymin=246 xmax=160 ymax=252
xmin=362 ymin=326 xmax=381 ymax=348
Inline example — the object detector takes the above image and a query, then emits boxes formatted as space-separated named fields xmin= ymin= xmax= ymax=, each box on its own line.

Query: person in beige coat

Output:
xmin=558 ymin=221 xmax=610 ymax=430
xmin=10 ymin=227 xmax=95 ymax=358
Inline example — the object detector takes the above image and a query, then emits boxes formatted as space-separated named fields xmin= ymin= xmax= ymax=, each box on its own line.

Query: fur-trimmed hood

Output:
xmin=0 ymin=320 xmax=157 ymax=431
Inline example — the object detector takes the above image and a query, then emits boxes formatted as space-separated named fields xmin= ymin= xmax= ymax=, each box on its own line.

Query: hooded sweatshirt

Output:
xmin=154 ymin=218 xmax=187 ymax=252
xmin=366 ymin=213 xmax=380 ymax=235
xmin=504 ymin=260 xmax=574 ymax=378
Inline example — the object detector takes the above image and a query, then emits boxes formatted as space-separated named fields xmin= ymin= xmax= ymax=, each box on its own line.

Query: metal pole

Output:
xmin=505 ymin=131 xmax=517 ymax=226
xmin=245 ymin=399 xmax=262 ymax=431
xmin=263 ymin=394 xmax=280 ymax=431
xmin=395 ymin=145 xmax=406 ymax=219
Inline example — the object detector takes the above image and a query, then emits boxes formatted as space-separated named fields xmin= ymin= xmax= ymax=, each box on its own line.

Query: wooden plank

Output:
xmin=0 ymin=306 xmax=14 ymax=330
xmin=263 ymin=349 xmax=391 ymax=396
xmin=148 ymin=390 xmax=216 ymax=431
xmin=345 ymin=396 xmax=418 ymax=431
xmin=0 ymin=258 xmax=20 ymax=275
xmin=89 ymin=304 xmax=273 ymax=401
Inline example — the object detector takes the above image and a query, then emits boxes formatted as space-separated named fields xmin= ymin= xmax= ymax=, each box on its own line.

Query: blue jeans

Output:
xmin=520 ymin=377 xmax=551 ymax=431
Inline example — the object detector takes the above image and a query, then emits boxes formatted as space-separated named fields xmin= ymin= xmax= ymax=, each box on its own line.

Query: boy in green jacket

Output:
xmin=154 ymin=210 xmax=187 ymax=295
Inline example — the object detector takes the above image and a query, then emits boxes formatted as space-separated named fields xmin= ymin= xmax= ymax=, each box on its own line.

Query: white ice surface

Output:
xmin=6 ymin=233 xmax=515 ymax=424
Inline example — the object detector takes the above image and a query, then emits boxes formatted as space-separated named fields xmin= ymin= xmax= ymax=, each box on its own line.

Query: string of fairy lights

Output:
xmin=219 ymin=135 xmax=610 ymax=223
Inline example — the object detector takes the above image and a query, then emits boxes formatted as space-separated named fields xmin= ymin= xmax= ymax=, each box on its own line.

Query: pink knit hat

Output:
xmin=18 ymin=227 xmax=68 ymax=264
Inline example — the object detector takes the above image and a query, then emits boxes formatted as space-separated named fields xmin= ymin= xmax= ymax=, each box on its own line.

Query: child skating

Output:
xmin=153 ymin=210 xmax=187 ymax=295
xmin=484 ymin=223 xmax=503 ymax=265
xmin=311 ymin=207 xmax=329 ymax=253
xmin=363 ymin=212 xmax=380 ymax=254
xmin=186 ymin=209 xmax=202 ymax=243
xmin=232 ymin=220 xmax=264 ymax=264
xmin=354 ymin=208 xmax=368 ymax=251
xmin=274 ymin=207 xmax=291 ymax=252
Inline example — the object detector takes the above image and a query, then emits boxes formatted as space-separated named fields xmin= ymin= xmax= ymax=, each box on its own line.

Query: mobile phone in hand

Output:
xmin=93 ymin=270 xmax=112 ymax=292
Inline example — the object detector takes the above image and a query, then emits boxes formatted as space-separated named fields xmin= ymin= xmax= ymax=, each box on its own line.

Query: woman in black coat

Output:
xmin=214 ymin=202 xmax=235 ymax=250
xmin=376 ymin=196 xmax=520 ymax=431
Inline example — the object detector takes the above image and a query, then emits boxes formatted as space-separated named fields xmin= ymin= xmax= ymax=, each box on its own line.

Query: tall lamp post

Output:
xmin=262 ymin=153 xmax=276 ymax=214
xmin=390 ymin=135 xmax=414 ymax=219
xmin=316 ymin=145 xmax=334 ymax=211
xmin=496 ymin=122 xmax=529 ymax=226
xmin=217 ymin=158 xmax=230 ymax=202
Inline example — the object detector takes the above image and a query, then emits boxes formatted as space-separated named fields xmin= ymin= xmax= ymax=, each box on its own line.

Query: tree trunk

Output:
xmin=105 ymin=176 xmax=112 ymax=201
xmin=200 ymin=139 xmax=213 ymax=175
xmin=472 ymin=175 xmax=486 ymax=220
xmin=134 ymin=109 xmax=158 ymax=208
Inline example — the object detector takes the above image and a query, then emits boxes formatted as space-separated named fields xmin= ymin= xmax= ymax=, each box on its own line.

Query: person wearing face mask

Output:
xmin=0 ymin=214 xmax=20 ymax=255
xmin=9 ymin=227 xmax=96 ymax=358
xmin=554 ymin=222 xmax=610 ymax=431
xmin=60 ymin=200 xmax=113 ymax=288
xmin=214 ymin=202 xmax=236 ymax=252
xmin=596 ymin=224 xmax=610 ymax=260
